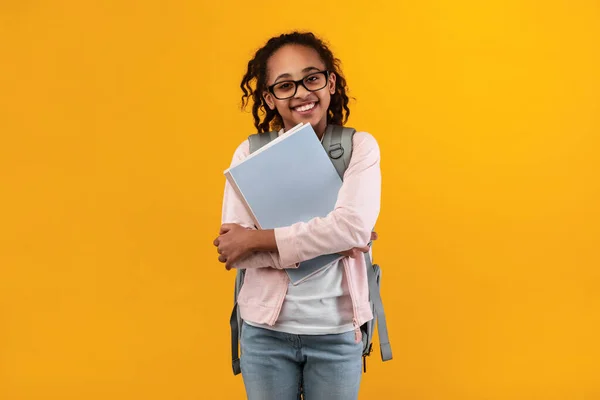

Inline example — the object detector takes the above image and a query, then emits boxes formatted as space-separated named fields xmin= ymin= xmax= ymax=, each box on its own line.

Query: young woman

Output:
xmin=213 ymin=31 xmax=381 ymax=400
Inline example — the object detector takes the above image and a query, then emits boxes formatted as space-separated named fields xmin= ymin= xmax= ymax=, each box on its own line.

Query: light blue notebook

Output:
xmin=224 ymin=123 xmax=344 ymax=285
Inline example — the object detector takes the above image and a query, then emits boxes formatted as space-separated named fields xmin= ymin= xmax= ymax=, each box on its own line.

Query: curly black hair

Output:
xmin=240 ymin=31 xmax=351 ymax=133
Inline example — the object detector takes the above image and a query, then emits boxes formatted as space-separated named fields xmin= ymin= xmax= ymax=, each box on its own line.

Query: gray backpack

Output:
xmin=230 ymin=125 xmax=392 ymax=375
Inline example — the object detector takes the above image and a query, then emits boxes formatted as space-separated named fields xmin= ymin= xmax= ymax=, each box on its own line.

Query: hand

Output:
xmin=213 ymin=223 xmax=254 ymax=270
xmin=340 ymin=231 xmax=378 ymax=259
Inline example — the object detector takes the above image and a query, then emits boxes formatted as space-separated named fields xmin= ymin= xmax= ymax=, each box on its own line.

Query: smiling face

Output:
xmin=263 ymin=44 xmax=336 ymax=138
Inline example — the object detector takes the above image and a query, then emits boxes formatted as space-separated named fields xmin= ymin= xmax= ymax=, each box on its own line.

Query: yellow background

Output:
xmin=1 ymin=1 xmax=599 ymax=399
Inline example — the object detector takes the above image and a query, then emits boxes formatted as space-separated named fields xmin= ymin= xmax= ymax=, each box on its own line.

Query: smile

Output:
xmin=293 ymin=102 xmax=317 ymax=113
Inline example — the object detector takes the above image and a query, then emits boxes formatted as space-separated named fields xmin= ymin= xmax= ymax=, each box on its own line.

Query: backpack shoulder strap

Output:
xmin=230 ymin=268 xmax=245 ymax=375
xmin=321 ymin=125 xmax=356 ymax=179
xmin=364 ymin=252 xmax=393 ymax=362
xmin=248 ymin=130 xmax=279 ymax=154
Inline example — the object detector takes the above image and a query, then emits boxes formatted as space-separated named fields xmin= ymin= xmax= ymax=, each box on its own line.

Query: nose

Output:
xmin=294 ymin=82 xmax=311 ymax=98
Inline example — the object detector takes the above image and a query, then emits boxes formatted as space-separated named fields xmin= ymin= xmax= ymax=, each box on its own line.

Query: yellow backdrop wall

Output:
xmin=1 ymin=1 xmax=599 ymax=399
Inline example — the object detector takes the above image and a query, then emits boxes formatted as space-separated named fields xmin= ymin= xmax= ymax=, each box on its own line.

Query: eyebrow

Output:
xmin=273 ymin=66 xmax=322 ymax=83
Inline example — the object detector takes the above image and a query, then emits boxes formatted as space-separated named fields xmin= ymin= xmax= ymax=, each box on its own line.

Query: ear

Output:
xmin=263 ymin=91 xmax=275 ymax=110
xmin=328 ymin=72 xmax=337 ymax=95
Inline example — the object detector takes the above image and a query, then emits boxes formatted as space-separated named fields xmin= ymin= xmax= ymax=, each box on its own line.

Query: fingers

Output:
xmin=216 ymin=226 xmax=234 ymax=270
xmin=353 ymin=248 xmax=368 ymax=258
xmin=371 ymin=231 xmax=378 ymax=241
xmin=341 ymin=249 xmax=359 ymax=259
xmin=341 ymin=246 xmax=369 ymax=259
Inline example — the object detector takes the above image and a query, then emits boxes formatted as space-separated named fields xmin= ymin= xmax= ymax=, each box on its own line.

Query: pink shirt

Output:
xmin=221 ymin=130 xmax=381 ymax=340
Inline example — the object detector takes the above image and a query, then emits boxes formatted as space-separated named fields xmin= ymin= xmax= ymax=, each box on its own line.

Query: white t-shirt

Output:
xmin=245 ymin=260 xmax=355 ymax=335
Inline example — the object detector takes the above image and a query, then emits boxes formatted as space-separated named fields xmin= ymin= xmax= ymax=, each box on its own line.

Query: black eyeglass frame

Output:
xmin=267 ymin=70 xmax=331 ymax=100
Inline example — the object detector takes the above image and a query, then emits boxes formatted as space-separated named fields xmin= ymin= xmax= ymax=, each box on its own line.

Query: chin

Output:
xmin=300 ymin=113 xmax=322 ymax=125
xmin=284 ymin=115 xmax=324 ymax=131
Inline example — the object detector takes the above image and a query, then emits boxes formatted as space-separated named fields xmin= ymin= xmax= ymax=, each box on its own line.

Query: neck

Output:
xmin=314 ymin=119 xmax=327 ymax=140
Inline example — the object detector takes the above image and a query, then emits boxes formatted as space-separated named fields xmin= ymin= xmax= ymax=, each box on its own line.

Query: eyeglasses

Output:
xmin=267 ymin=70 xmax=330 ymax=100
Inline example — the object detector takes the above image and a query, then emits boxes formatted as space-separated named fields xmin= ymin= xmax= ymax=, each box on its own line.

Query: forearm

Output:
xmin=248 ymin=229 xmax=278 ymax=252
xmin=231 ymin=249 xmax=299 ymax=270
xmin=228 ymin=229 xmax=299 ymax=270
xmin=220 ymin=227 xmax=295 ymax=270
xmin=275 ymin=209 xmax=377 ymax=266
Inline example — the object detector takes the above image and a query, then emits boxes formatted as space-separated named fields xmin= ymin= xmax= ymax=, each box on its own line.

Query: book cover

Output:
xmin=224 ymin=123 xmax=344 ymax=285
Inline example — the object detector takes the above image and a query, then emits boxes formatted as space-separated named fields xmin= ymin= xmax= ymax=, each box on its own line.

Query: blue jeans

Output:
xmin=240 ymin=322 xmax=363 ymax=400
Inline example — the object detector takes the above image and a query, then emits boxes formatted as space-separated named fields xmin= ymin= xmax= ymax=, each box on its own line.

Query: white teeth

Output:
xmin=295 ymin=102 xmax=315 ymax=112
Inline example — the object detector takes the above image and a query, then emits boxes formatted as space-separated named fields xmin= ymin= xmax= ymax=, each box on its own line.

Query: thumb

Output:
xmin=348 ymin=249 xmax=361 ymax=259
xmin=220 ymin=224 xmax=233 ymax=235
xmin=357 ymin=246 xmax=370 ymax=253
